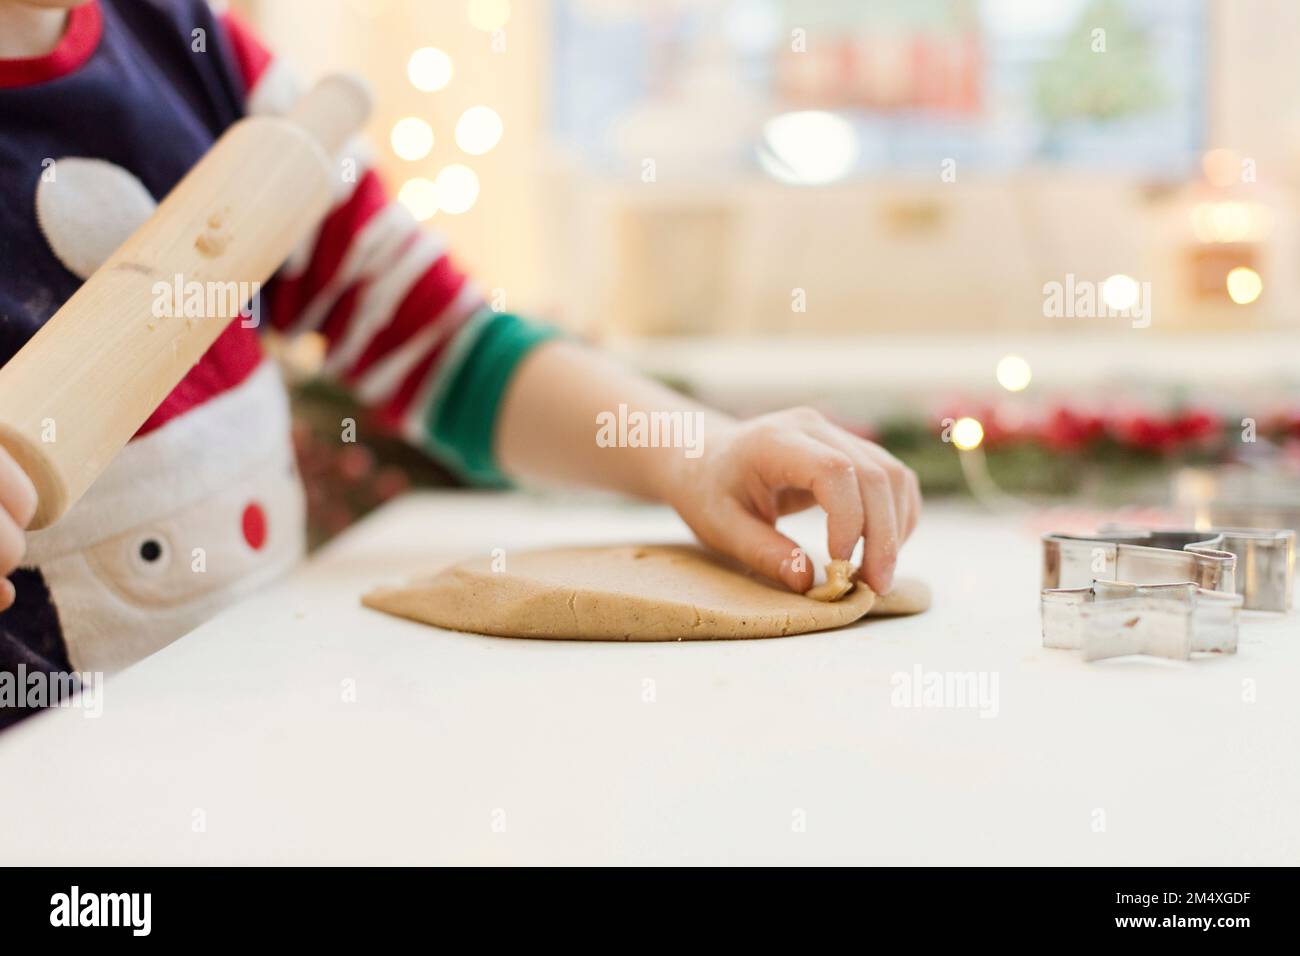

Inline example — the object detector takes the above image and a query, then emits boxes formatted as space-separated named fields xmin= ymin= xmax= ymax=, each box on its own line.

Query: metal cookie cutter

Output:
xmin=1041 ymin=581 xmax=1242 ymax=662
xmin=1042 ymin=527 xmax=1294 ymax=612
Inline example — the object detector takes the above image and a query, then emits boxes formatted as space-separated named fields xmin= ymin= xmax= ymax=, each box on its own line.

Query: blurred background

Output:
xmin=230 ymin=0 xmax=1300 ymax=540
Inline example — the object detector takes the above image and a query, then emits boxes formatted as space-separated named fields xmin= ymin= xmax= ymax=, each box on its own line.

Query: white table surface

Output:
xmin=0 ymin=491 xmax=1296 ymax=865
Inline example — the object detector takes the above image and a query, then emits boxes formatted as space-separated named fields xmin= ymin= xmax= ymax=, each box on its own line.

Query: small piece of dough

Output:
xmin=364 ymin=544 xmax=883 ymax=641
xmin=805 ymin=559 xmax=855 ymax=602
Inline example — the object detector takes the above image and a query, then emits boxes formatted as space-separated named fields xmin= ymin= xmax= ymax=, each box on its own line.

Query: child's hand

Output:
xmin=0 ymin=448 xmax=37 ymax=611
xmin=496 ymin=344 xmax=919 ymax=593
xmin=664 ymin=407 xmax=920 ymax=595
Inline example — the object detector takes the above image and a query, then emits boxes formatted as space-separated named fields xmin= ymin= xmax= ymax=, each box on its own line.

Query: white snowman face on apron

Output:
xmin=25 ymin=158 xmax=307 ymax=672
xmin=23 ymin=363 xmax=307 ymax=673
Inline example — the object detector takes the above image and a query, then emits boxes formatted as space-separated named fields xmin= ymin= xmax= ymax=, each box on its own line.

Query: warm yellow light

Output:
xmin=468 ymin=0 xmax=511 ymax=32
xmin=1202 ymin=148 xmax=1241 ymax=188
xmin=455 ymin=106 xmax=503 ymax=156
xmin=1102 ymin=274 xmax=1140 ymax=312
xmin=951 ymin=417 xmax=985 ymax=451
xmin=996 ymin=355 xmax=1032 ymax=392
xmin=397 ymin=177 xmax=439 ymax=221
xmin=408 ymin=47 xmax=453 ymax=92
xmin=391 ymin=117 xmax=434 ymax=161
xmin=1226 ymin=266 xmax=1262 ymax=305
xmin=1191 ymin=201 xmax=1269 ymax=244
xmin=434 ymin=164 xmax=480 ymax=215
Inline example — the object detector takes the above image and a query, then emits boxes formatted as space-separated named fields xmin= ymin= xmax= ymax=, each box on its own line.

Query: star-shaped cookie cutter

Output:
xmin=1041 ymin=580 xmax=1241 ymax=662
xmin=1042 ymin=527 xmax=1294 ymax=612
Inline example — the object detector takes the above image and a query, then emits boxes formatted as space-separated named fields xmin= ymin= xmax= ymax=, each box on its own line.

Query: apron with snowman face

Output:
xmin=0 ymin=0 xmax=308 ymax=679
xmin=0 ymin=0 xmax=504 ymax=693
xmin=21 ymin=360 xmax=306 ymax=673
xmin=6 ymin=143 xmax=308 ymax=676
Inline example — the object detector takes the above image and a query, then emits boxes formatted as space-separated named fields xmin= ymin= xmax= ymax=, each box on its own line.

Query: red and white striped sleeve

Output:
xmin=219 ymin=11 xmax=553 ymax=483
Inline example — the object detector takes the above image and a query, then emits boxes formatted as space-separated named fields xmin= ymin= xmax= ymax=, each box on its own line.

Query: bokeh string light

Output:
xmin=390 ymin=117 xmax=434 ymax=161
xmin=1226 ymin=266 xmax=1262 ymax=305
xmin=1101 ymin=274 xmax=1140 ymax=313
xmin=397 ymin=21 xmax=505 ymax=219
xmin=996 ymin=355 xmax=1032 ymax=393
xmin=397 ymin=177 xmax=439 ymax=221
xmin=455 ymin=106 xmax=503 ymax=156
xmin=433 ymin=164 xmax=480 ymax=215
xmin=951 ymin=417 xmax=985 ymax=451
xmin=407 ymin=47 xmax=453 ymax=92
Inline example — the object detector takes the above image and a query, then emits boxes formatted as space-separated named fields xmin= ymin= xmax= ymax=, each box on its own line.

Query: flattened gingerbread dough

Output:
xmin=363 ymin=544 xmax=927 ymax=641
xmin=868 ymin=577 xmax=931 ymax=615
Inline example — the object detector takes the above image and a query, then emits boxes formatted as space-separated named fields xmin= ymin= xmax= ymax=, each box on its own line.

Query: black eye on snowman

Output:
xmin=132 ymin=534 xmax=172 ymax=576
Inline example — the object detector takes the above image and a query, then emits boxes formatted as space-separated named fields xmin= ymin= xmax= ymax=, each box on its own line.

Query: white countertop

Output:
xmin=0 ymin=491 xmax=1296 ymax=865
xmin=610 ymin=333 xmax=1300 ymax=416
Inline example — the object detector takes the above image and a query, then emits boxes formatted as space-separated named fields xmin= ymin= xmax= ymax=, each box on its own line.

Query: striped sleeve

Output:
xmin=219 ymin=11 xmax=557 ymax=485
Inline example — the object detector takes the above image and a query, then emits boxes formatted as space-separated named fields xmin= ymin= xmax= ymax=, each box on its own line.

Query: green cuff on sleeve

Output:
xmin=420 ymin=310 xmax=561 ymax=486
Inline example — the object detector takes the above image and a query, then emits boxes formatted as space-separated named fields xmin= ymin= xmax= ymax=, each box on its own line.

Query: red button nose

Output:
xmin=242 ymin=502 xmax=267 ymax=550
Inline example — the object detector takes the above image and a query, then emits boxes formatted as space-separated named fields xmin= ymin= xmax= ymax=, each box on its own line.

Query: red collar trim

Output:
xmin=0 ymin=2 xmax=103 ymax=89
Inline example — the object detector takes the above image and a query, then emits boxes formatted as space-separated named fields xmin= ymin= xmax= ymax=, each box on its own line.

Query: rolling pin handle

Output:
xmin=0 ymin=425 xmax=69 ymax=530
xmin=286 ymin=73 xmax=374 ymax=157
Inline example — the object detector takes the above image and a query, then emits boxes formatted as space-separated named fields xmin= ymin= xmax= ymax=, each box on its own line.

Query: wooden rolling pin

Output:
xmin=0 ymin=74 xmax=372 ymax=529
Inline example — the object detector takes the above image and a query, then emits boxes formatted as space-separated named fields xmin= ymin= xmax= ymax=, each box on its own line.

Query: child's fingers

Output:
xmin=863 ymin=446 xmax=909 ymax=553
xmin=702 ymin=501 xmax=813 ymax=592
xmin=821 ymin=428 xmax=913 ymax=535
xmin=0 ymin=448 xmax=37 ymax=528
xmin=846 ymin=457 xmax=899 ymax=594
xmin=0 ymin=515 xmax=26 ymax=583
xmin=805 ymin=426 xmax=906 ymax=593
xmin=863 ymin=443 xmax=917 ymax=543
xmin=759 ymin=430 xmax=864 ymax=561
xmin=867 ymin=445 xmax=921 ymax=543
xmin=774 ymin=487 xmax=816 ymax=516
xmin=903 ymin=466 xmax=922 ymax=539
xmin=0 ymin=452 xmax=38 ymax=613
